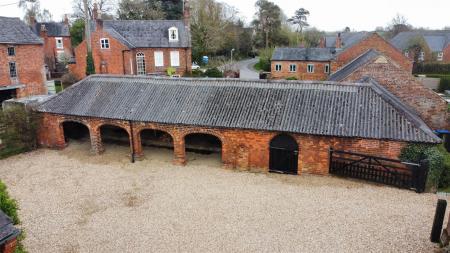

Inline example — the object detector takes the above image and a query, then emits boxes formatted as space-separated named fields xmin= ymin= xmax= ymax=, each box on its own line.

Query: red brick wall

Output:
xmin=70 ymin=29 xmax=192 ymax=80
xmin=443 ymin=44 xmax=450 ymax=63
xmin=38 ymin=113 xmax=409 ymax=175
xmin=341 ymin=55 xmax=450 ymax=130
xmin=40 ymin=32 xmax=72 ymax=71
xmin=271 ymin=61 xmax=331 ymax=80
xmin=336 ymin=33 xmax=413 ymax=72
xmin=0 ymin=44 xmax=46 ymax=97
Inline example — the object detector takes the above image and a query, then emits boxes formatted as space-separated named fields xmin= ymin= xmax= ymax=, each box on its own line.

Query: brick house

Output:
xmin=390 ymin=30 xmax=450 ymax=63
xmin=0 ymin=16 xmax=47 ymax=104
xmin=70 ymin=4 xmax=191 ymax=80
xmin=30 ymin=16 xmax=73 ymax=77
xmin=36 ymin=75 xmax=440 ymax=176
xmin=272 ymin=32 xmax=413 ymax=80
xmin=0 ymin=210 xmax=20 ymax=253
xmin=329 ymin=49 xmax=450 ymax=131
xmin=271 ymin=48 xmax=335 ymax=80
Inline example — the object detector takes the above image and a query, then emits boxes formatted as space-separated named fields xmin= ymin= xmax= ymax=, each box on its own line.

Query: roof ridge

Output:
xmin=328 ymin=49 xmax=380 ymax=81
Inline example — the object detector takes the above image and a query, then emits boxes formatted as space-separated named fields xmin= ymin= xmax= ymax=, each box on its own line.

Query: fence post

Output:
xmin=431 ymin=199 xmax=447 ymax=243
xmin=416 ymin=160 xmax=429 ymax=193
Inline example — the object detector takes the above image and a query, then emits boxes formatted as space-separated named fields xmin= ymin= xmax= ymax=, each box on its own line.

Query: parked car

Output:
xmin=192 ymin=62 xmax=200 ymax=70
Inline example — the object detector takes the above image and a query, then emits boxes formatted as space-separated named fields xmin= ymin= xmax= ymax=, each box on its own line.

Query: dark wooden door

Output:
xmin=269 ymin=134 xmax=299 ymax=174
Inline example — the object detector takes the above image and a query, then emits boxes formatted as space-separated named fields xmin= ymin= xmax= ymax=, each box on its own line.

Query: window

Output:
xmin=168 ymin=27 xmax=179 ymax=42
xmin=136 ymin=52 xmax=146 ymax=75
xmin=418 ymin=51 xmax=425 ymax=61
xmin=154 ymin=51 xmax=164 ymax=67
xmin=100 ymin=38 xmax=110 ymax=49
xmin=170 ymin=51 xmax=180 ymax=67
xmin=7 ymin=47 xmax=15 ymax=56
xmin=289 ymin=64 xmax=297 ymax=72
xmin=307 ymin=64 xmax=314 ymax=73
xmin=324 ymin=64 xmax=330 ymax=74
xmin=275 ymin=63 xmax=282 ymax=72
xmin=55 ymin=37 xmax=63 ymax=49
xmin=404 ymin=50 xmax=409 ymax=57
xmin=9 ymin=62 xmax=17 ymax=78
xmin=437 ymin=52 xmax=444 ymax=61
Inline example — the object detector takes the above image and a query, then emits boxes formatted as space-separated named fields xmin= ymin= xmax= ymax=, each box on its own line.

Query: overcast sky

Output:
xmin=0 ymin=0 xmax=449 ymax=31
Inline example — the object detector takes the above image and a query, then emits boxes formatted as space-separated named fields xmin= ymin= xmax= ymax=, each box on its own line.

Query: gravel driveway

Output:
xmin=0 ymin=141 xmax=441 ymax=252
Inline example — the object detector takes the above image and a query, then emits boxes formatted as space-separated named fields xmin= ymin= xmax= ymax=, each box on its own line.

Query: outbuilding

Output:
xmin=37 ymin=75 xmax=440 ymax=175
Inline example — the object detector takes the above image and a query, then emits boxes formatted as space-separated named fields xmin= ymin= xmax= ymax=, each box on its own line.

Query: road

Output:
xmin=236 ymin=58 xmax=259 ymax=79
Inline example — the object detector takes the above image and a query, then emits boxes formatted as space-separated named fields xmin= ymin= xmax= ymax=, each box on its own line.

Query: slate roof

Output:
xmin=0 ymin=16 xmax=42 ymax=44
xmin=31 ymin=22 xmax=70 ymax=37
xmin=325 ymin=32 xmax=369 ymax=49
xmin=37 ymin=75 xmax=440 ymax=143
xmin=0 ymin=210 xmax=20 ymax=245
xmin=97 ymin=20 xmax=191 ymax=48
xmin=271 ymin=48 xmax=336 ymax=61
xmin=328 ymin=49 xmax=381 ymax=81
xmin=390 ymin=31 xmax=450 ymax=52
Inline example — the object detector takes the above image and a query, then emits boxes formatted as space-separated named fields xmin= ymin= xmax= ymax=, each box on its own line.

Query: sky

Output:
xmin=0 ymin=0 xmax=449 ymax=31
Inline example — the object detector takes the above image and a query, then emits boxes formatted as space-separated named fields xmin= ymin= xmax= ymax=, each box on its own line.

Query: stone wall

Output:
xmin=38 ymin=113 xmax=408 ymax=175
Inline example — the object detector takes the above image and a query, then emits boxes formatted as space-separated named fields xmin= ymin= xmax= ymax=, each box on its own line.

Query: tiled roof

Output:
xmin=99 ymin=20 xmax=191 ymax=48
xmin=390 ymin=30 xmax=450 ymax=52
xmin=325 ymin=32 xmax=370 ymax=49
xmin=37 ymin=75 xmax=440 ymax=143
xmin=328 ymin=49 xmax=381 ymax=81
xmin=271 ymin=48 xmax=336 ymax=61
xmin=0 ymin=210 xmax=20 ymax=245
xmin=0 ymin=16 xmax=43 ymax=44
xmin=32 ymin=22 xmax=70 ymax=37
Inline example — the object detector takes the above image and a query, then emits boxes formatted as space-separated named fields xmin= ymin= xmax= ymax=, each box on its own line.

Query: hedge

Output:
xmin=438 ymin=77 xmax=450 ymax=92
xmin=413 ymin=63 xmax=450 ymax=74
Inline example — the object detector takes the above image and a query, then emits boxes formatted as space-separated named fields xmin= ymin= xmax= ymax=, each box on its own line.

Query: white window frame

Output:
xmin=437 ymin=52 xmax=444 ymax=61
xmin=136 ymin=52 xmax=146 ymax=75
xmin=289 ymin=64 xmax=297 ymax=72
xmin=168 ymin=27 xmax=179 ymax=42
xmin=100 ymin=38 xmax=110 ymax=49
xmin=404 ymin=50 xmax=409 ymax=58
xmin=418 ymin=51 xmax=425 ymax=61
xmin=9 ymin=62 xmax=17 ymax=78
xmin=55 ymin=37 xmax=63 ymax=49
xmin=154 ymin=51 xmax=164 ymax=67
xmin=307 ymin=64 xmax=315 ymax=73
xmin=275 ymin=63 xmax=282 ymax=72
xmin=170 ymin=51 xmax=180 ymax=67
xmin=324 ymin=64 xmax=330 ymax=74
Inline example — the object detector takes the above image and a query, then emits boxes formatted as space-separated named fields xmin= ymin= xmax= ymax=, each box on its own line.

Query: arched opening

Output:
xmin=62 ymin=121 xmax=90 ymax=152
xmin=269 ymin=134 xmax=299 ymax=174
xmin=140 ymin=129 xmax=173 ymax=162
xmin=184 ymin=133 xmax=222 ymax=165
xmin=136 ymin=52 xmax=146 ymax=75
xmin=99 ymin=124 xmax=130 ymax=154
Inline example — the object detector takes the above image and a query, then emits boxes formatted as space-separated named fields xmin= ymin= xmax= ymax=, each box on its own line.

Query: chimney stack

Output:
xmin=93 ymin=3 xmax=103 ymax=30
xmin=29 ymin=15 xmax=36 ymax=27
xmin=336 ymin=33 xmax=342 ymax=48
xmin=64 ymin=14 xmax=69 ymax=25
xmin=183 ymin=0 xmax=190 ymax=29
xmin=40 ymin=24 xmax=47 ymax=38
xmin=319 ymin=37 xmax=326 ymax=48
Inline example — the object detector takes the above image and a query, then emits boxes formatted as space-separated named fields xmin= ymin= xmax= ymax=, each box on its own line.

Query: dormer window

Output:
xmin=168 ymin=27 xmax=178 ymax=42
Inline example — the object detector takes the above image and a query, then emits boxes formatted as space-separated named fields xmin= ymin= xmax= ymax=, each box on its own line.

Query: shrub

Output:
xmin=413 ymin=63 xmax=450 ymax=74
xmin=256 ymin=47 xmax=274 ymax=72
xmin=86 ymin=52 xmax=95 ymax=76
xmin=0 ymin=181 xmax=19 ymax=224
xmin=399 ymin=144 xmax=446 ymax=191
xmin=204 ymin=67 xmax=223 ymax=78
xmin=61 ymin=72 xmax=78 ymax=88
xmin=286 ymin=77 xmax=298 ymax=80
xmin=438 ymin=77 xmax=450 ymax=92
xmin=0 ymin=107 xmax=39 ymax=159
xmin=167 ymin=67 xmax=176 ymax=76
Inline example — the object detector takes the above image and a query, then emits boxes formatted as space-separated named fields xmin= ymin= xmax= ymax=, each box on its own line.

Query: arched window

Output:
xmin=168 ymin=27 xmax=178 ymax=42
xmin=136 ymin=52 xmax=146 ymax=75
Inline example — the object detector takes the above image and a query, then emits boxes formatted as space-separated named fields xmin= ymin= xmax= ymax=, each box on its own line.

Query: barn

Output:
xmin=36 ymin=75 xmax=440 ymax=175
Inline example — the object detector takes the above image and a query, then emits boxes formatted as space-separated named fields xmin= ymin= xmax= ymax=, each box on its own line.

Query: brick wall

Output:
xmin=0 ymin=44 xmax=47 ymax=97
xmin=40 ymin=32 xmax=72 ymax=71
xmin=444 ymin=44 xmax=450 ymax=63
xmin=38 ymin=113 xmax=409 ymax=175
xmin=335 ymin=33 xmax=413 ymax=72
xmin=271 ymin=61 xmax=331 ymax=80
xmin=341 ymin=55 xmax=450 ymax=130
xmin=70 ymin=29 xmax=192 ymax=80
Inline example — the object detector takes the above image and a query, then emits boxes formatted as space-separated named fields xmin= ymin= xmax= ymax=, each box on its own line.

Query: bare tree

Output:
xmin=72 ymin=0 xmax=113 ymax=20
xmin=19 ymin=0 xmax=53 ymax=24
xmin=387 ymin=13 xmax=412 ymax=38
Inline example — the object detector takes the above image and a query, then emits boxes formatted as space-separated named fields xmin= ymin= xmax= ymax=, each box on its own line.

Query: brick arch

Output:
xmin=181 ymin=130 xmax=224 ymax=145
xmin=59 ymin=118 xmax=92 ymax=130
xmin=267 ymin=132 xmax=302 ymax=175
xmin=136 ymin=127 xmax=175 ymax=141
xmin=95 ymin=122 xmax=131 ymax=136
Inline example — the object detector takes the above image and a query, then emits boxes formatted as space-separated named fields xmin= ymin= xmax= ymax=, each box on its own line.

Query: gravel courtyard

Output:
xmin=0 ymin=141 xmax=441 ymax=252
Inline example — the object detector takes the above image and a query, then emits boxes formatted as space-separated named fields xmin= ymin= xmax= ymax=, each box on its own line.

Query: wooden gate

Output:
xmin=269 ymin=134 xmax=298 ymax=174
xmin=329 ymin=148 xmax=429 ymax=193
